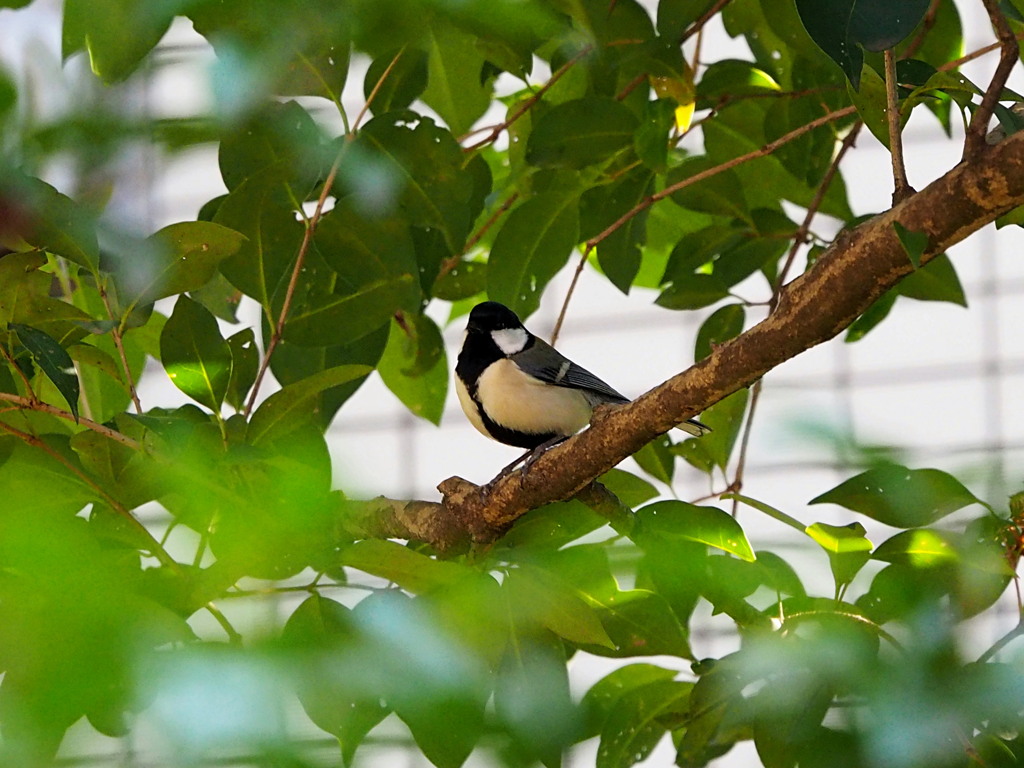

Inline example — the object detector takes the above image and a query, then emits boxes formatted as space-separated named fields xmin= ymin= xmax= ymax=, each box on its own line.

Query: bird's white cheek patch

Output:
xmin=477 ymin=359 xmax=592 ymax=436
xmin=491 ymin=327 xmax=528 ymax=356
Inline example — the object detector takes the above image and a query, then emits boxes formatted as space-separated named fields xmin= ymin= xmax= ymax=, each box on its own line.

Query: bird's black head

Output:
xmin=466 ymin=301 xmax=524 ymax=333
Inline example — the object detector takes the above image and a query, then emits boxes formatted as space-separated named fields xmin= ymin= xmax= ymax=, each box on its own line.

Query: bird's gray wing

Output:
xmin=513 ymin=338 xmax=630 ymax=404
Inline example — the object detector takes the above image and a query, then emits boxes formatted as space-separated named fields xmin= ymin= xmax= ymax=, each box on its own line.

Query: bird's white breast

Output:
xmin=476 ymin=359 xmax=592 ymax=437
xmin=455 ymin=375 xmax=489 ymax=439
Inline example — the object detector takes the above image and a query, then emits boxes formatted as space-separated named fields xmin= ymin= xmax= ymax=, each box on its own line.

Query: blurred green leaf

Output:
xmin=811 ymin=465 xmax=982 ymax=527
xmin=638 ymin=501 xmax=756 ymax=561
xmin=872 ymin=528 xmax=958 ymax=567
xmin=160 ymin=296 xmax=231 ymax=412
xmin=340 ymin=539 xmax=471 ymax=593
xmin=364 ymin=48 xmax=429 ymax=114
xmin=225 ymin=329 xmax=258 ymax=411
xmin=893 ymin=221 xmax=928 ymax=268
xmin=10 ymin=323 xmax=80 ymax=421
xmin=505 ymin=565 xmax=615 ymax=648
xmin=597 ymin=680 xmax=692 ymax=768
xmin=581 ymin=663 xmax=679 ymax=738
xmin=63 ymin=0 xmax=176 ymax=83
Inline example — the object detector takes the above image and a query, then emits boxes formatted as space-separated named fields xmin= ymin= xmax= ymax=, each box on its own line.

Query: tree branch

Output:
xmin=964 ymin=0 xmax=1019 ymax=161
xmin=884 ymin=49 xmax=914 ymax=203
xmin=0 ymin=392 xmax=141 ymax=450
xmin=434 ymin=130 xmax=1024 ymax=541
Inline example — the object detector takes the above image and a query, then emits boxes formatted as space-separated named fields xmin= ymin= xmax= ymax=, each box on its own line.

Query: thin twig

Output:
xmin=461 ymin=46 xmax=593 ymax=151
xmin=977 ymin=620 xmax=1024 ymax=663
xmin=774 ymin=122 xmax=863 ymax=297
xmin=884 ymin=49 xmax=914 ymax=203
xmin=902 ymin=0 xmax=941 ymax=59
xmin=0 ymin=344 xmax=35 ymax=398
xmin=727 ymin=379 xmax=761 ymax=516
xmin=680 ymin=0 xmax=732 ymax=44
xmin=0 ymin=392 xmax=141 ymax=449
xmin=437 ymin=191 xmax=521 ymax=280
xmin=99 ymin=284 xmax=142 ymax=414
xmin=550 ymin=244 xmax=593 ymax=345
xmin=964 ymin=0 xmax=1020 ymax=161
xmin=586 ymin=104 xmax=858 ymax=253
xmin=243 ymin=49 xmax=407 ymax=417
xmin=0 ymin=420 xmax=177 ymax=571
xmin=204 ymin=601 xmax=242 ymax=645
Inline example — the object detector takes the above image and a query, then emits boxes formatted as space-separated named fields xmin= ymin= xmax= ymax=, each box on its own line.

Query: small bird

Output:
xmin=455 ymin=301 xmax=709 ymax=475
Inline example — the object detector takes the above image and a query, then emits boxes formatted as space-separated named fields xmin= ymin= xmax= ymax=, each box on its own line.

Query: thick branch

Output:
xmin=436 ymin=130 xmax=1024 ymax=540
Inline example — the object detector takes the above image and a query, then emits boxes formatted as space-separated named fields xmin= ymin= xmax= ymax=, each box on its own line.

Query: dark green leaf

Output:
xmin=159 ymin=296 xmax=232 ymax=412
xmin=247 ymin=364 xmax=373 ymax=443
xmin=10 ymin=323 xmax=80 ymax=421
xmin=638 ymin=501 xmax=756 ymax=561
xmin=420 ymin=20 xmax=490 ymax=135
xmin=697 ymin=387 xmax=749 ymax=470
xmin=283 ymin=275 xmax=416 ymax=347
xmin=845 ymin=290 xmax=897 ymax=342
xmin=487 ymin=191 xmax=579 ymax=318
xmin=695 ymin=304 xmax=745 ymax=361
xmin=581 ymin=664 xmax=679 ymax=739
xmin=655 ymin=273 xmax=729 ymax=310
xmin=225 ymin=329 xmax=258 ymax=411
xmin=810 ymin=465 xmax=982 ymax=527
xmin=527 ymin=97 xmax=640 ymax=169
xmin=10 ymin=175 xmax=99 ymax=270
xmin=364 ymin=48 xmax=429 ymax=114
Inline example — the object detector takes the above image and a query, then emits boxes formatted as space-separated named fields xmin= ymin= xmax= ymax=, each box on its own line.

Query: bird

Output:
xmin=455 ymin=301 xmax=709 ymax=479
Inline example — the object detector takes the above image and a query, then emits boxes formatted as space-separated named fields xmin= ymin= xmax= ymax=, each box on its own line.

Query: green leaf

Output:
xmin=340 ymin=540 xmax=471 ymax=594
xmin=282 ymin=596 xmax=389 ymax=764
xmin=527 ymin=97 xmax=640 ymax=169
xmin=597 ymin=680 xmax=692 ymax=768
xmin=505 ymin=566 xmax=615 ymax=648
xmin=159 ymin=296 xmax=231 ymax=412
xmin=697 ymin=387 xmax=749 ymax=471
xmin=847 ymin=63 xmax=890 ymax=145
xmin=420 ymin=20 xmax=490 ymax=136
xmin=63 ymin=0 xmax=175 ymax=83
xmin=893 ymin=221 xmax=928 ymax=268
xmin=218 ymin=100 xmax=327 ymax=192
xmin=283 ymin=274 xmax=416 ymax=347
xmin=355 ymin=114 xmax=473 ymax=251
xmin=806 ymin=521 xmax=874 ymax=592
xmin=896 ymin=253 xmax=966 ymax=306
xmin=697 ymin=59 xmax=780 ymax=107
xmin=487 ymin=191 xmax=579 ymax=318
xmin=845 ymin=289 xmax=897 ymax=342
xmin=872 ymin=528 xmax=959 ymax=567
xmin=116 ymin=221 xmax=245 ymax=312
xmin=10 ymin=323 xmax=80 ymax=421
xmin=225 ymin=329 xmax=258 ymax=411
xmin=810 ymin=465 xmax=982 ymax=527
xmin=580 ymin=663 xmax=679 ymax=739
xmin=638 ymin=501 xmax=756 ymax=561
xmin=12 ymin=175 xmax=100 ymax=270
xmin=667 ymin=156 xmax=749 ymax=221
xmin=695 ymin=304 xmax=745 ymax=361
xmin=582 ymin=168 xmax=656 ymax=293
xmin=634 ymin=434 xmax=675 ymax=485
xmin=247 ymin=364 xmax=373 ymax=444
xmin=795 ymin=0 xmax=930 ymax=86
xmin=364 ymin=48 xmax=429 ymax=114
xmin=598 ymin=469 xmax=659 ymax=509
xmin=377 ymin=315 xmax=448 ymax=425
xmin=215 ymin=166 xmax=304 ymax=313
xmin=655 ymin=273 xmax=729 ymax=311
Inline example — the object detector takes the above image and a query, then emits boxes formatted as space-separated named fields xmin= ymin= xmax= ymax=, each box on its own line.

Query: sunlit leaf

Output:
xmin=159 ymin=296 xmax=232 ymax=412
xmin=638 ymin=501 xmax=756 ymax=561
